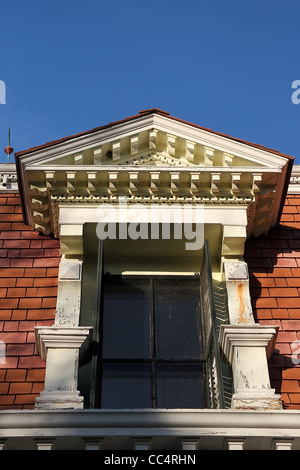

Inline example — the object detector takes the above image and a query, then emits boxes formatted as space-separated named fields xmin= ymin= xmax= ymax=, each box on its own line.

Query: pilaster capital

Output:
xmin=35 ymin=326 xmax=93 ymax=360
xmin=219 ymin=324 xmax=279 ymax=364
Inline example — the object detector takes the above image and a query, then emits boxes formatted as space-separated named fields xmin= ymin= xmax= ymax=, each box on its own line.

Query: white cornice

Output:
xmin=288 ymin=164 xmax=300 ymax=193
xmin=27 ymin=164 xmax=282 ymax=173
xmin=19 ymin=166 xmax=286 ymax=239
xmin=29 ymin=162 xmax=282 ymax=238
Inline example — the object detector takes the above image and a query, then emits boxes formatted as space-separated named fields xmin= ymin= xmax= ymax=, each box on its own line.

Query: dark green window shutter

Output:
xmin=89 ymin=238 xmax=104 ymax=408
xmin=200 ymin=240 xmax=225 ymax=409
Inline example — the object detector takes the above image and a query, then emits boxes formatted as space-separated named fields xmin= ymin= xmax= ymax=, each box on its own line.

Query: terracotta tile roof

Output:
xmin=0 ymin=193 xmax=59 ymax=409
xmin=245 ymin=194 xmax=300 ymax=409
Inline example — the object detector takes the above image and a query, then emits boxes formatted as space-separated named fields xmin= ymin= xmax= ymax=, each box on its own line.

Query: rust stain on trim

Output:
xmin=237 ymin=282 xmax=248 ymax=324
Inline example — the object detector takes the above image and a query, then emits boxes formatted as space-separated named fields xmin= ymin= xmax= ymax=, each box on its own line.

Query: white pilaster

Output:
xmin=221 ymin=248 xmax=282 ymax=410
xmin=34 ymin=222 xmax=93 ymax=410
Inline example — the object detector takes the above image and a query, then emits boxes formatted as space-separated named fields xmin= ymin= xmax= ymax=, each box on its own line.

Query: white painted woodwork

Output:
xmin=34 ymin=326 xmax=92 ymax=409
xmin=220 ymin=324 xmax=282 ymax=410
xmin=223 ymin=260 xmax=254 ymax=325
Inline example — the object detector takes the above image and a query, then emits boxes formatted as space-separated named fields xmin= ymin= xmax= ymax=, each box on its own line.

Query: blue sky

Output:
xmin=1 ymin=0 xmax=300 ymax=164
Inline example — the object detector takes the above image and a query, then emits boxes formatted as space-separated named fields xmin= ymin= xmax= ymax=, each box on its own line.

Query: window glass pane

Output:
xmin=102 ymin=278 xmax=151 ymax=359
xmin=156 ymin=363 xmax=204 ymax=409
xmin=99 ymin=276 xmax=206 ymax=410
xmin=154 ymin=280 xmax=202 ymax=359
xmin=101 ymin=362 xmax=152 ymax=408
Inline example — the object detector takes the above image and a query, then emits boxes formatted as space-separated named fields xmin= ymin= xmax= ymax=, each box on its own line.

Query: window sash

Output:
xmin=101 ymin=276 xmax=203 ymax=361
xmin=100 ymin=275 xmax=205 ymax=409
xmin=100 ymin=361 xmax=205 ymax=409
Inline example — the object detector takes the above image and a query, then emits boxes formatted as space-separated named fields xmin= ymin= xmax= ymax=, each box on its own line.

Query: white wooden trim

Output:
xmin=1 ymin=409 xmax=300 ymax=438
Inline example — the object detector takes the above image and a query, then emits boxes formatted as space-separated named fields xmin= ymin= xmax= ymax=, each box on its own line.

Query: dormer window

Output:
xmin=15 ymin=109 xmax=291 ymax=412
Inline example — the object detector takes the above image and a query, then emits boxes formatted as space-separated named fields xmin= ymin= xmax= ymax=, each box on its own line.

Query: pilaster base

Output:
xmin=35 ymin=390 xmax=84 ymax=410
xmin=34 ymin=326 xmax=92 ymax=410
xmin=231 ymin=389 xmax=282 ymax=410
xmin=219 ymin=324 xmax=281 ymax=410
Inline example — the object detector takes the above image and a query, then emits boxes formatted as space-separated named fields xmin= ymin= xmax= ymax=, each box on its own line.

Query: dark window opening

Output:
xmin=99 ymin=276 xmax=206 ymax=409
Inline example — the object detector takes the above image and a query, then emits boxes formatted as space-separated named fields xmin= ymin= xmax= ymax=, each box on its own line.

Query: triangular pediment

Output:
xmin=16 ymin=109 xmax=291 ymax=170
